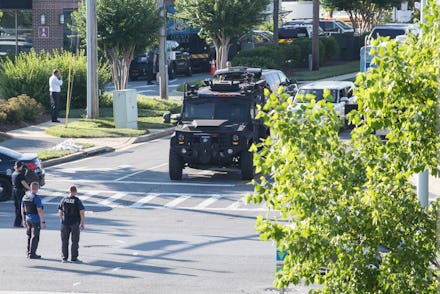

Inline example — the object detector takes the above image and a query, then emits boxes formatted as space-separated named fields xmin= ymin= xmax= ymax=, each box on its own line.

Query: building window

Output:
xmin=63 ymin=10 xmax=79 ymax=52
xmin=0 ymin=9 xmax=33 ymax=57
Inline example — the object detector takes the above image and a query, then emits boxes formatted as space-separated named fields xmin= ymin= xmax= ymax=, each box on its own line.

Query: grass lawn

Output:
xmin=49 ymin=95 xmax=180 ymax=138
xmin=46 ymin=119 xmax=149 ymax=138
xmin=38 ymin=149 xmax=75 ymax=161
xmin=292 ymin=61 xmax=359 ymax=81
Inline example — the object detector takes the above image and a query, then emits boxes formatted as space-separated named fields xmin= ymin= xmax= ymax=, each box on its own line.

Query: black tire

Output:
xmin=169 ymin=64 xmax=176 ymax=80
xmin=0 ymin=177 xmax=12 ymax=202
xmin=240 ymin=149 xmax=254 ymax=181
xmin=169 ymin=150 xmax=183 ymax=180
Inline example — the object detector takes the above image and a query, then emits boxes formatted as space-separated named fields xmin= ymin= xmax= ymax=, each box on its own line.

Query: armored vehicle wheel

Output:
xmin=240 ymin=150 xmax=254 ymax=181
xmin=169 ymin=151 xmax=183 ymax=180
xmin=0 ymin=177 xmax=12 ymax=202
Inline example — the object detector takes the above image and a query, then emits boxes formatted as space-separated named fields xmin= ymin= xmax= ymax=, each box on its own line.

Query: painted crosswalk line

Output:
xmin=34 ymin=190 xmax=266 ymax=211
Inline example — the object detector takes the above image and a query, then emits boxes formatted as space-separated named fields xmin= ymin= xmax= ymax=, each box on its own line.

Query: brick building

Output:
xmin=0 ymin=0 xmax=78 ymax=56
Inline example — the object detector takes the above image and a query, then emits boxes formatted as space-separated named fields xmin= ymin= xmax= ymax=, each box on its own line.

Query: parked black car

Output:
xmin=0 ymin=146 xmax=45 ymax=201
xmin=129 ymin=43 xmax=193 ymax=81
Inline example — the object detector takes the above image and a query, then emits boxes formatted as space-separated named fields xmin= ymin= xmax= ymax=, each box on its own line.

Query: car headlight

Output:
xmin=232 ymin=134 xmax=239 ymax=145
xmin=177 ymin=133 xmax=185 ymax=144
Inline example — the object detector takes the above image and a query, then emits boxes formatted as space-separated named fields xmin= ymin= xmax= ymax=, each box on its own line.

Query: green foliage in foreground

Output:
xmin=248 ymin=2 xmax=440 ymax=292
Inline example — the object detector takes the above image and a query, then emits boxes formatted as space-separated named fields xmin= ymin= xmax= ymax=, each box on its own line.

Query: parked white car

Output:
xmin=292 ymin=81 xmax=356 ymax=125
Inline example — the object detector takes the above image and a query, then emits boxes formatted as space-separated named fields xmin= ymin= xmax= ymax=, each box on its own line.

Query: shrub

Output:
xmin=320 ymin=36 xmax=339 ymax=61
xmin=232 ymin=37 xmax=340 ymax=71
xmin=0 ymin=94 xmax=44 ymax=124
xmin=0 ymin=49 xmax=111 ymax=110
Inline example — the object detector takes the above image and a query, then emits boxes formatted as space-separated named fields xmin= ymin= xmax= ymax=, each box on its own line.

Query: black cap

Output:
xmin=15 ymin=161 xmax=24 ymax=168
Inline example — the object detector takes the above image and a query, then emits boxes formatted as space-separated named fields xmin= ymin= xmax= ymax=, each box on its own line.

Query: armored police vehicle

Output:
xmin=168 ymin=67 xmax=268 ymax=181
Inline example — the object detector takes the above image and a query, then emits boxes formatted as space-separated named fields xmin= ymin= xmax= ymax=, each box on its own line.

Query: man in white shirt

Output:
xmin=49 ymin=69 xmax=63 ymax=123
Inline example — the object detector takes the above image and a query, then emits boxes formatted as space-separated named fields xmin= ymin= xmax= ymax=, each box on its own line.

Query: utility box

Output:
xmin=113 ymin=89 xmax=138 ymax=129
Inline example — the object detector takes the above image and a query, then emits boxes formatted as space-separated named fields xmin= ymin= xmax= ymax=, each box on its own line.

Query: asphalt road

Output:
xmin=105 ymin=72 xmax=212 ymax=97
xmin=0 ymin=136 xmax=320 ymax=293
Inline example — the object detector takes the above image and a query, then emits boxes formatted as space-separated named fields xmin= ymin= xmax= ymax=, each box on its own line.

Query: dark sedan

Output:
xmin=0 ymin=146 xmax=45 ymax=201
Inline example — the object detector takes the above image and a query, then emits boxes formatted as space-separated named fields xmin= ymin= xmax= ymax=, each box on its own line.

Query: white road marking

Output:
xmin=130 ymin=194 xmax=158 ymax=208
xmin=226 ymin=199 xmax=244 ymax=210
xmin=26 ymin=189 xmax=267 ymax=211
xmin=114 ymin=163 xmax=168 ymax=181
xmin=193 ymin=194 xmax=223 ymax=209
xmin=45 ymin=179 xmax=236 ymax=187
xmin=164 ymin=195 xmax=191 ymax=208
xmin=59 ymin=167 xmax=116 ymax=174
xmin=99 ymin=192 xmax=126 ymax=207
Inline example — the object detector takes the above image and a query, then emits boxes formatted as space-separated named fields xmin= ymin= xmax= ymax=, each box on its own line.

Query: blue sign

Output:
xmin=166 ymin=5 xmax=200 ymax=36
xmin=276 ymin=249 xmax=287 ymax=272
xmin=276 ymin=249 xmax=287 ymax=261
xmin=360 ymin=45 xmax=377 ymax=73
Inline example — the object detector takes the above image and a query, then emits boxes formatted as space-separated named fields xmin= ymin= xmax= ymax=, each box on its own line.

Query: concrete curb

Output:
xmin=42 ymin=127 xmax=175 ymax=167
xmin=132 ymin=127 xmax=175 ymax=144
xmin=43 ymin=146 xmax=115 ymax=167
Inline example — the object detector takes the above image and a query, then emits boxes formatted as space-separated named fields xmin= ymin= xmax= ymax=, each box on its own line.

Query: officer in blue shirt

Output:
xmin=21 ymin=182 xmax=46 ymax=259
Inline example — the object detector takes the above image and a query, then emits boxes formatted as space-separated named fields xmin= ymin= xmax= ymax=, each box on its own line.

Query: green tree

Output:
xmin=248 ymin=1 xmax=439 ymax=292
xmin=175 ymin=0 xmax=270 ymax=69
xmin=321 ymin=0 xmax=404 ymax=33
xmin=71 ymin=0 xmax=162 ymax=90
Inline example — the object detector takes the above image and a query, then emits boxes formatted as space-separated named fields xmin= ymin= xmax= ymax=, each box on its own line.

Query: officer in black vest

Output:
xmin=58 ymin=185 xmax=85 ymax=263
xmin=12 ymin=161 xmax=30 ymax=227
xmin=21 ymin=182 xmax=46 ymax=259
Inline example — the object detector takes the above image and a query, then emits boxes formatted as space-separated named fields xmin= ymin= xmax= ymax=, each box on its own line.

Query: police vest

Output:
xmin=22 ymin=192 xmax=37 ymax=214
xmin=61 ymin=197 xmax=80 ymax=219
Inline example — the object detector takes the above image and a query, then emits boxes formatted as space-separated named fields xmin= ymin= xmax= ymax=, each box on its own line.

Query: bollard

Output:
xmin=308 ymin=54 xmax=313 ymax=71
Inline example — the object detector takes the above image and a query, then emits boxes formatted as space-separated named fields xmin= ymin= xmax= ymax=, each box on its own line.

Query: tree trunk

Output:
xmin=107 ymin=44 xmax=135 ymax=91
xmin=212 ymin=31 xmax=230 ymax=70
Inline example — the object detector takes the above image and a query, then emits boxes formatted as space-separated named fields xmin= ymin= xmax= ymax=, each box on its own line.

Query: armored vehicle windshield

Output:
xmin=182 ymin=98 xmax=251 ymax=121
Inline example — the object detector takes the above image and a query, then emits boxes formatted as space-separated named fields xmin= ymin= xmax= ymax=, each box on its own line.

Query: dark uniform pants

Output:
xmin=26 ymin=221 xmax=41 ymax=256
xmin=13 ymin=188 xmax=25 ymax=227
xmin=61 ymin=223 xmax=80 ymax=260
xmin=50 ymin=91 xmax=60 ymax=121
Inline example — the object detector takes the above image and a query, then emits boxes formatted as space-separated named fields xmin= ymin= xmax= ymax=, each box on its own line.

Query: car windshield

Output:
xmin=294 ymin=88 xmax=337 ymax=103
xmin=0 ymin=146 xmax=21 ymax=159
xmin=371 ymin=28 xmax=406 ymax=39
xmin=335 ymin=20 xmax=353 ymax=30
xmin=183 ymin=99 xmax=251 ymax=121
